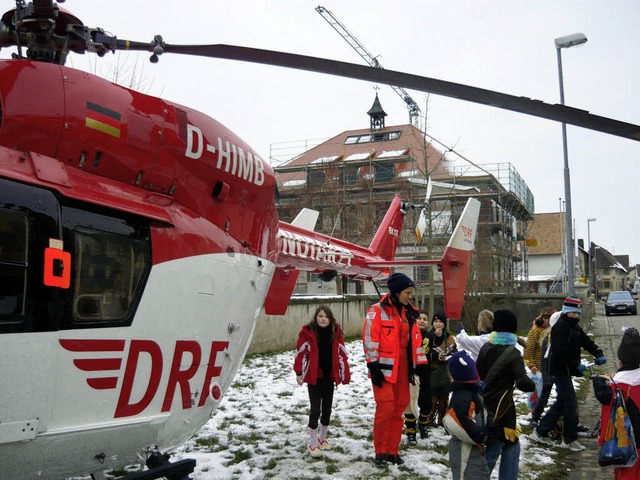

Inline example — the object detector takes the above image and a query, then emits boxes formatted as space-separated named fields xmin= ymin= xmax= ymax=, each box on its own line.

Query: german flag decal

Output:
xmin=85 ymin=102 xmax=122 ymax=138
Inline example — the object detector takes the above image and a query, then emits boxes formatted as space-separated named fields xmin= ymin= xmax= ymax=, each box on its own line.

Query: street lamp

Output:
xmin=555 ymin=32 xmax=588 ymax=296
xmin=587 ymin=218 xmax=597 ymax=297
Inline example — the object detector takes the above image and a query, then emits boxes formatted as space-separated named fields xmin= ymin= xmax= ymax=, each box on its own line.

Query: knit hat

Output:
xmin=448 ymin=350 xmax=480 ymax=382
xmin=492 ymin=309 xmax=518 ymax=334
xmin=386 ymin=273 xmax=415 ymax=295
xmin=561 ymin=296 xmax=582 ymax=314
xmin=617 ymin=327 xmax=640 ymax=367
xmin=432 ymin=311 xmax=448 ymax=329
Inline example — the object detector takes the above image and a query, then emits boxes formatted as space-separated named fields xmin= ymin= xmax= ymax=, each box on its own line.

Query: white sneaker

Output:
xmin=560 ymin=440 xmax=585 ymax=452
xmin=308 ymin=445 xmax=323 ymax=458
xmin=530 ymin=429 xmax=556 ymax=446
xmin=319 ymin=439 xmax=331 ymax=451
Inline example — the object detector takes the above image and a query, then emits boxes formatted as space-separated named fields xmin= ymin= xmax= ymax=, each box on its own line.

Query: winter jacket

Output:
xmin=546 ymin=313 xmax=603 ymax=377
xmin=428 ymin=329 xmax=457 ymax=396
xmin=362 ymin=294 xmax=427 ymax=383
xmin=294 ymin=323 xmax=350 ymax=386
xmin=455 ymin=330 xmax=490 ymax=361
xmin=593 ymin=366 xmax=640 ymax=480
xmin=476 ymin=333 xmax=535 ymax=443
xmin=445 ymin=382 xmax=487 ymax=444
xmin=523 ymin=324 xmax=547 ymax=371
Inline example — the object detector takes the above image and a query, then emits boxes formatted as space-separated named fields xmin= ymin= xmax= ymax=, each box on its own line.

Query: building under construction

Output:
xmin=273 ymin=96 xmax=534 ymax=298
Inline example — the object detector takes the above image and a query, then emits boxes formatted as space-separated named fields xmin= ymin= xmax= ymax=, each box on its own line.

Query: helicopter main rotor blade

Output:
xmin=119 ymin=42 xmax=640 ymax=142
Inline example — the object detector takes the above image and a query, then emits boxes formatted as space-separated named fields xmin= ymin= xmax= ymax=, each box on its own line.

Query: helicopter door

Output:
xmin=0 ymin=177 xmax=64 ymax=442
xmin=0 ymin=177 xmax=65 ymax=333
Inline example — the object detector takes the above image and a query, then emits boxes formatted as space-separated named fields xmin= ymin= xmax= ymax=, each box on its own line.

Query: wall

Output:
xmin=247 ymin=295 xmax=378 ymax=354
xmin=247 ymin=291 xmax=595 ymax=355
xmin=528 ymin=254 xmax=562 ymax=276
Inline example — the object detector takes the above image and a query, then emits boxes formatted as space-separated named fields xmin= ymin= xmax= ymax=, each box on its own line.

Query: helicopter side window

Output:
xmin=0 ymin=210 xmax=28 ymax=319
xmin=73 ymin=229 xmax=147 ymax=322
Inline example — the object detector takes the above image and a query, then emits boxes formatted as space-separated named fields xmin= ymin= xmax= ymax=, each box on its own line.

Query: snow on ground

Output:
xmin=166 ymin=339 xmax=560 ymax=480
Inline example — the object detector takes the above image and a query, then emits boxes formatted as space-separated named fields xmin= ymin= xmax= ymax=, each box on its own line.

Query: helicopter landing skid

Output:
xmin=111 ymin=457 xmax=196 ymax=480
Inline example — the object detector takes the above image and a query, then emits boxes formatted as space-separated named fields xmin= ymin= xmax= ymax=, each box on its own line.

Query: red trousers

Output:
xmin=372 ymin=351 xmax=410 ymax=455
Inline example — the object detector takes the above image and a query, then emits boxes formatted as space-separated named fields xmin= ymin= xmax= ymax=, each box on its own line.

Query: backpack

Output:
xmin=598 ymin=382 xmax=639 ymax=468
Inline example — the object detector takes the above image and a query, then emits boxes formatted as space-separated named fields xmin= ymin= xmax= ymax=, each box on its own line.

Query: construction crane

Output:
xmin=315 ymin=5 xmax=422 ymax=127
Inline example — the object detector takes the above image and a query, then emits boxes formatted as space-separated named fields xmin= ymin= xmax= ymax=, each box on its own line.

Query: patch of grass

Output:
xmin=325 ymin=458 xmax=339 ymax=475
xmin=231 ymin=380 xmax=256 ymax=389
xmin=343 ymin=429 xmax=361 ymax=439
xmin=276 ymin=390 xmax=293 ymax=398
xmin=430 ymin=442 xmax=449 ymax=455
xmin=264 ymin=458 xmax=278 ymax=470
xmin=235 ymin=432 xmax=263 ymax=444
xmin=532 ymin=448 xmax=574 ymax=479
xmin=106 ymin=468 xmax=130 ymax=477
xmin=516 ymin=401 xmax=531 ymax=416
xmin=195 ymin=436 xmax=220 ymax=449
xmin=227 ymin=449 xmax=252 ymax=466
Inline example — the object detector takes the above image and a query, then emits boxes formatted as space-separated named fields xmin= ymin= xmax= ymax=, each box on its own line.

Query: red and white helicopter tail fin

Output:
xmin=440 ymin=197 xmax=481 ymax=319
xmin=367 ymin=194 xmax=405 ymax=262
xmin=263 ymin=208 xmax=319 ymax=315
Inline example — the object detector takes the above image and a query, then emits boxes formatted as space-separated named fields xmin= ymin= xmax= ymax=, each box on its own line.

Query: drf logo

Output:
xmin=388 ymin=226 xmax=400 ymax=237
xmin=60 ymin=339 xmax=229 ymax=418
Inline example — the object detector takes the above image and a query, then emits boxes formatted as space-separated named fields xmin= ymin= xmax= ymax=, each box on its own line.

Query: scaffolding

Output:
xmin=274 ymin=133 xmax=534 ymax=296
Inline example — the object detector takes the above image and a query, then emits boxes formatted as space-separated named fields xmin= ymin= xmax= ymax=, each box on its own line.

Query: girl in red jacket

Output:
xmin=294 ymin=305 xmax=351 ymax=458
xmin=593 ymin=327 xmax=640 ymax=480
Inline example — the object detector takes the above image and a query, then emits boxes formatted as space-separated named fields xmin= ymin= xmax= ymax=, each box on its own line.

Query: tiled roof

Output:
xmin=275 ymin=124 xmax=448 ymax=186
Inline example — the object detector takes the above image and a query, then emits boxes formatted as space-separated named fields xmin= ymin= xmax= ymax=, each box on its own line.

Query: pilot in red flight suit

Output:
xmin=362 ymin=273 xmax=428 ymax=468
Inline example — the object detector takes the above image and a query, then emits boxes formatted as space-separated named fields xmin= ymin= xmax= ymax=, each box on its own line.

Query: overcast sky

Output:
xmin=3 ymin=1 xmax=638 ymax=264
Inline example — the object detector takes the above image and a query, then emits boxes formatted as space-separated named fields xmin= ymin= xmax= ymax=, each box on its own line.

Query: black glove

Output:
xmin=368 ymin=361 xmax=385 ymax=388
xmin=455 ymin=322 xmax=465 ymax=334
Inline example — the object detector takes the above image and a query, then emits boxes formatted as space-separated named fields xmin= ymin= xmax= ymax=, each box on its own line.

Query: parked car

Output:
xmin=604 ymin=291 xmax=638 ymax=316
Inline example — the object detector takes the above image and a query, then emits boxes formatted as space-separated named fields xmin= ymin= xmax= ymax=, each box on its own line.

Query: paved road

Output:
xmin=560 ymin=302 xmax=639 ymax=479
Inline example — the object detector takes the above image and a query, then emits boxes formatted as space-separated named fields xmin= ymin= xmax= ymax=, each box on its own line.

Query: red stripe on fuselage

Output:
xmin=74 ymin=358 xmax=123 ymax=371
xmin=59 ymin=339 xmax=126 ymax=352
xmin=87 ymin=377 xmax=119 ymax=390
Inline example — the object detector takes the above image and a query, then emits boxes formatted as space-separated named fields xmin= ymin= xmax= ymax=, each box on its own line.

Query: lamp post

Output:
xmin=587 ymin=218 xmax=597 ymax=296
xmin=555 ymin=32 xmax=588 ymax=297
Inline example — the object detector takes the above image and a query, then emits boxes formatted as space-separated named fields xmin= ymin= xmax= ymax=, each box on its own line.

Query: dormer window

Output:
xmin=343 ymin=131 xmax=401 ymax=145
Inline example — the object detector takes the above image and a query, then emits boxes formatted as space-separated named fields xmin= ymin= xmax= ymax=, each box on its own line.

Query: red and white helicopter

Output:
xmin=0 ymin=2 xmax=638 ymax=479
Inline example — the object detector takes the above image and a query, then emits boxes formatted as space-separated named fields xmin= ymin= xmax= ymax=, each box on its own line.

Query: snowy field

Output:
xmin=162 ymin=339 xmax=563 ymax=480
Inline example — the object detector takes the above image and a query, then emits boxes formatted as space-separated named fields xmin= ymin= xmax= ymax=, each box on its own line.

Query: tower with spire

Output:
xmin=367 ymin=93 xmax=387 ymax=131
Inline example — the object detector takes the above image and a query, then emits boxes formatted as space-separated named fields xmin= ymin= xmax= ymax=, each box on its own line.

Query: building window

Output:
xmin=343 ymin=131 xmax=402 ymax=145
xmin=374 ymin=162 xmax=394 ymax=182
xmin=307 ymin=170 xmax=325 ymax=186
xmin=343 ymin=166 xmax=358 ymax=185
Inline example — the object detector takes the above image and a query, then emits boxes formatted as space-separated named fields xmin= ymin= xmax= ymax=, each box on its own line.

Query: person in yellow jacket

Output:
xmin=362 ymin=273 xmax=428 ymax=468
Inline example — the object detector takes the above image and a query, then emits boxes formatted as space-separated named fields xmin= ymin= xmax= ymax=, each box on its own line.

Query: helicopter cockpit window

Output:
xmin=73 ymin=229 xmax=147 ymax=322
xmin=0 ymin=210 xmax=27 ymax=319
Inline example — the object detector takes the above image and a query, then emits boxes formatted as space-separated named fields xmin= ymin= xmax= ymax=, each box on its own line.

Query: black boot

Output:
xmin=404 ymin=413 xmax=417 ymax=445
xmin=374 ymin=454 xmax=388 ymax=468
xmin=386 ymin=454 xmax=405 ymax=465
xmin=419 ymin=413 xmax=430 ymax=439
